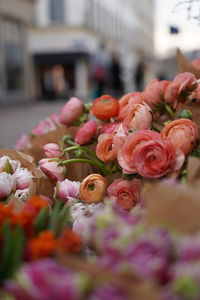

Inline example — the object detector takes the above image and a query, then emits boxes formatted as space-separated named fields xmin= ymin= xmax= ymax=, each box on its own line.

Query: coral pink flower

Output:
xmin=191 ymin=83 xmax=200 ymax=101
xmin=96 ymin=133 xmax=126 ymax=162
xmin=118 ymin=130 xmax=161 ymax=174
xmin=164 ymin=72 xmax=197 ymax=108
xmin=75 ymin=120 xmax=97 ymax=145
xmin=161 ymin=118 xmax=198 ymax=155
xmin=56 ymin=179 xmax=80 ymax=202
xmin=133 ymin=139 xmax=178 ymax=178
xmin=122 ymin=103 xmax=153 ymax=134
xmin=38 ymin=159 xmax=65 ymax=182
xmin=101 ymin=122 xmax=120 ymax=134
xmin=43 ymin=143 xmax=62 ymax=158
xmin=118 ymin=92 xmax=145 ymax=121
xmin=143 ymin=79 xmax=170 ymax=109
xmin=192 ymin=58 xmax=200 ymax=70
xmin=59 ymin=97 xmax=84 ymax=125
xmin=107 ymin=179 xmax=141 ymax=211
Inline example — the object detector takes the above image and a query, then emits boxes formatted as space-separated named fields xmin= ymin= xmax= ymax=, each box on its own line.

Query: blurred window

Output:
xmin=50 ymin=0 xmax=64 ymax=23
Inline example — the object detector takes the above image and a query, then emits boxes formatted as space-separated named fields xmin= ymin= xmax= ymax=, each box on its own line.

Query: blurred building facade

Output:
xmin=30 ymin=0 xmax=155 ymax=100
xmin=0 ymin=0 xmax=35 ymax=105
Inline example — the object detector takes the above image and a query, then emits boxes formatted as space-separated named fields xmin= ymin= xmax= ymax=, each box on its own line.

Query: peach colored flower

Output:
xmin=122 ymin=103 xmax=153 ymax=134
xmin=59 ymin=97 xmax=84 ymax=125
xmin=192 ymin=58 xmax=200 ymax=70
xmin=79 ymin=174 xmax=108 ymax=204
xmin=164 ymin=72 xmax=197 ymax=108
xmin=134 ymin=139 xmax=183 ymax=178
xmin=118 ymin=92 xmax=146 ymax=121
xmin=75 ymin=120 xmax=97 ymax=145
xmin=143 ymin=79 xmax=170 ymax=109
xmin=161 ymin=118 xmax=198 ymax=155
xmin=90 ymin=95 xmax=119 ymax=120
xmin=96 ymin=133 xmax=123 ymax=162
xmin=118 ymin=130 xmax=161 ymax=174
xmin=107 ymin=179 xmax=141 ymax=211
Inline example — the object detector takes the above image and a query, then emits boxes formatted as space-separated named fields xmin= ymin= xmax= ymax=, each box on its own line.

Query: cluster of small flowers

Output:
xmin=0 ymin=156 xmax=33 ymax=202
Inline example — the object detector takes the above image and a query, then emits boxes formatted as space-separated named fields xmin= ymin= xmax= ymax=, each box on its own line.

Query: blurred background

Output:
xmin=1 ymin=0 xmax=200 ymax=146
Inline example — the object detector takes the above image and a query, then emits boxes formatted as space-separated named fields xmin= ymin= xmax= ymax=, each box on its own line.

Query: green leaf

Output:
xmin=0 ymin=220 xmax=12 ymax=279
xmin=48 ymin=201 xmax=63 ymax=235
xmin=34 ymin=207 xmax=49 ymax=234
xmin=2 ymin=160 xmax=12 ymax=174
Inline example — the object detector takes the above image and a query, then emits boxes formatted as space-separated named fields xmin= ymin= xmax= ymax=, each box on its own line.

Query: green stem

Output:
xmin=63 ymin=145 xmax=80 ymax=153
xmin=164 ymin=103 xmax=174 ymax=118
xmin=48 ymin=158 xmax=61 ymax=163
xmin=66 ymin=140 xmax=78 ymax=146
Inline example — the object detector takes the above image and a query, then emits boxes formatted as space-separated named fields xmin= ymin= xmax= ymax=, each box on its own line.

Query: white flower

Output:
xmin=14 ymin=188 xmax=29 ymax=202
xmin=15 ymin=167 xmax=33 ymax=190
xmin=0 ymin=172 xmax=15 ymax=199
xmin=0 ymin=156 xmax=21 ymax=173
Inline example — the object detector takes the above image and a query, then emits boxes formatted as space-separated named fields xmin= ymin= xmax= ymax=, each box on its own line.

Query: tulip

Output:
xmin=15 ymin=134 xmax=31 ymax=151
xmin=107 ymin=179 xmax=141 ymax=211
xmin=56 ymin=179 xmax=80 ymax=202
xmin=15 ymin=167 xmax=33 ymax=190
xmin=38 ymin=159 xmax=65 ymax=182
xmin=79 ymin=174 xmax=108 ymax=204
xmin=75 ymin=120 xmax=97 ymax=145
xmin=59 ymin=97 xmax=84 ymax=125
xmin=0 ymin=172 xmax=15 ymax=199
xmin=43 ymin=143 xmax=62 ymax=158
xmin=90 ymin=95 xmax=119 ymax=120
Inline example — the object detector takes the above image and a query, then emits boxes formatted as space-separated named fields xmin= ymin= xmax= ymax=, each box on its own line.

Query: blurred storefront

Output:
xmin=0 ymin=0 xmax=35 ymax=105
xmin=30 ymin=0 xmax=155 ymax=100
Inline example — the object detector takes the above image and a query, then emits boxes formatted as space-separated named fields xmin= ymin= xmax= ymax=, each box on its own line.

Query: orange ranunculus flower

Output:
xmin=0 ymin=203 xmax=15 ymax=226
xmin=161 ymin=118 xmax=198 ymax=155
xmin=122 ymin=102 xmax=153 ymax=134
xmin=90 ymin=95 xmax=119 ymax=120
xmin=28 ymin=230 xmax=57 ymax=260
xmin=96 ymin=133 xmax=125 ymax=162
xmin=79 ymin=174 xmax=108 ymax=204
xmin=57 ymin=228 xmax=82 ymax=253
xmin=118 ymin=92 xmax=146 ymax=121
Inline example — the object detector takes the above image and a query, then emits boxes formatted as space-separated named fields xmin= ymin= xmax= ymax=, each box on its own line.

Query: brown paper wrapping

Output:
xmin=144 ymin=183 xmax=200 ymax=234
xmin=177 ymin=48 xmax=200 ymax=78
xmin=0 ymin=149 xmax=52 ymax=211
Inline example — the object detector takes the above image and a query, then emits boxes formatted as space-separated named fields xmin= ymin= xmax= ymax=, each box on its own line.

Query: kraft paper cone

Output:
xmin=145 ymin=183 xmax=200 ymax=234
xmin=0 ymin=149 xmax=50 ymax=211
xmin=187 ymin=156 xmax=200 ymax=185
xmin=177 ymin=48 xmax=200 ymax=78
xmin=175 ymin=101 xmax=200 ymax=136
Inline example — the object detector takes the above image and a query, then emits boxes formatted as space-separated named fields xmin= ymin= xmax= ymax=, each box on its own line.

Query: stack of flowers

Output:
xmin=1 ymin=70 xmax=200 ymax=299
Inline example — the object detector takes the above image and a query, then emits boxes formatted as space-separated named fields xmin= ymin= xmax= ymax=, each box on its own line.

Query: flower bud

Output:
xmin=178 ymin=109 xmax=193 ymax=120
xmin=75 ymin=120 xmax=97 ymax=145
xmin=43 ymin=143 xmax=62 ymax=158
xmin=79 ymin=174 xmax=108 ymax=204
xmin=59 ymin=97 xmax=84 ymax=125
xmin=0 ymin=172 xmax=15 ymax=199
xmin=56 ymin=179 xmax=80 ymax=202
xmin=38 ymin=159 xmax=65 ymax=182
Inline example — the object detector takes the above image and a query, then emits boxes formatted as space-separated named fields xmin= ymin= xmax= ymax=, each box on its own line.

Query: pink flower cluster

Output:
xmin=0 ymin=156 xmax=33 ymax=201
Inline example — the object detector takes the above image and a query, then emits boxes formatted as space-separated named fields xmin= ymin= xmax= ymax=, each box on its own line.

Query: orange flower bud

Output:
xmin=90 ymin=95 xmax=119 ymax=120
xmin=79 ymin=174 xmax=108 ymax=204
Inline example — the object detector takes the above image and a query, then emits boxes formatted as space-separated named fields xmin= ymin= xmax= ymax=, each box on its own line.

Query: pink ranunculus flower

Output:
xmin=122 ymin=103 xmax=153 ymax=134
xmin=59 ymin=97 xmax=84 ymax=126
xmin=56 ymin=179 xmax=80 ymax=202
xmin=164 ymin=72 xmax=197 ymax=108
xmin=15 ymin=167 xmax=33 ymax=190
xmin=15 ymin=134 xmax=31 ymax=150
xmin=43 ymin=143 xmax=62 ymax=158
xmin=107 ymin=179 xmax=142 ymax=211
xmin=143 ymin=79 xmax=170 ymax=109
xmin=191 ymin=83 xmax=200 ymax=101
xmin=118 ymin=130 xmax=161 ymax=174
xmin=75 ymin=120 xmax=97 ymax=145
xmin=38 ymin=159 xmax=65 ymax=182
xmin=134 ymin=139 xmax=177 ymax=178
xmin=101 ymin=122 xmax=120 ymax=134
xmin=0 ymin=173 xmax=16 ymax=199
xmin=192 ymin=58 xmax=200 ymax=70
xmin=161 ymin=118 xmax=198 ymax=155
xmin=118 ymin=92 xmax=146 ymax=121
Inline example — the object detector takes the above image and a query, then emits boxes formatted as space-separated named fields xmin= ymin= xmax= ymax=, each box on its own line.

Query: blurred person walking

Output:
xmin=108 ymin=51 xmax=124 ymax=99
